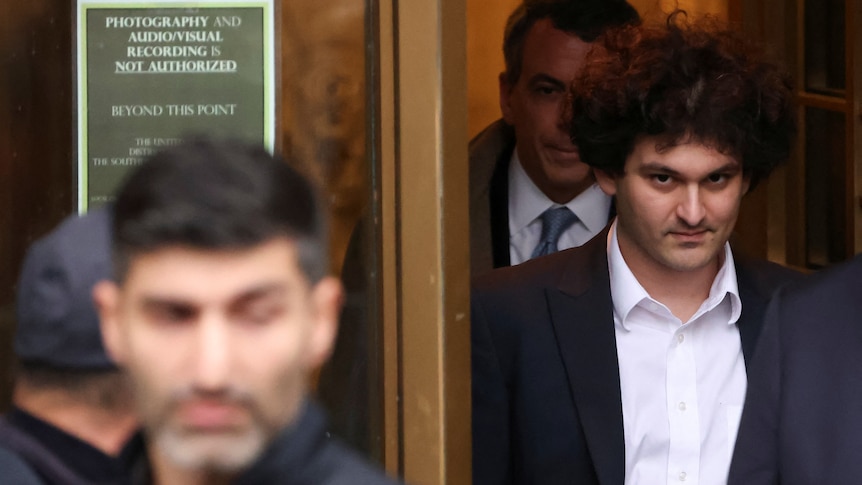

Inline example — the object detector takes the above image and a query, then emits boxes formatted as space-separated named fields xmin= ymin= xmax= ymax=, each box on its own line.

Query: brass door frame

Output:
xmin=376 ymin=0 xmax=471 ymax=482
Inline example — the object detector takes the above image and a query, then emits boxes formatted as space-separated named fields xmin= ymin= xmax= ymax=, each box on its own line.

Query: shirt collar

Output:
xmin=607 ymin=221 xmax=742 ymax=330
xmin=607 ymin=221 xmax=651 ymax=329
xmin=705 ymin=243 xmax=742 ymax=324
xmin=508 ymin=148 xmax=611 ymax=236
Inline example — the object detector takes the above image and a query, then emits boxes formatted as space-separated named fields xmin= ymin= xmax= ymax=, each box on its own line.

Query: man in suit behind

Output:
xmin=728 ymin=254 xmax=862 ymax=484
xmin=323 ymin=0 xmax=641 ymax=449
xmin=472 ymin=13 xmax=801 ymax=485
xmin=469 ymin=0 xmax=639 ymax=276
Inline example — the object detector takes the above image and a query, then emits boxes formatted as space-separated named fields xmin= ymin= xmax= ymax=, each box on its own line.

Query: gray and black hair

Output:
xmin=502 ymin=0 xmax=639 ymax=85
xmin=111 ymin=136 xmax=328 ymax=284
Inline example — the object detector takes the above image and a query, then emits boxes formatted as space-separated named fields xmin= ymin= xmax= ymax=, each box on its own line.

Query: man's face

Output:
xmin=500 ymin=18 xmax=593 ymax=204
xmin=96 ymin=238 xmax=341 ymax=474
xmin=595 ymin=137 xmax=751 ymax=279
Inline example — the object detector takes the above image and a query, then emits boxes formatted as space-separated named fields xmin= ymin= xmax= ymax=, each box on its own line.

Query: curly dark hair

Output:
xmin=502 ymin=0 xmax=639 ymax=85
xmin=569 ymin=11 xmax=796 ymax=188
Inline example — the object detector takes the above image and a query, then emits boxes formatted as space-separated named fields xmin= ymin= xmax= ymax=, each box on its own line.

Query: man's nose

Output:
xmin=677 ymin=185 xmax=706 ymax=227
xmin=556 ymin=101 xmax=572 ymax=135
xmin=192 ymin=314 xmax=232 ymax=391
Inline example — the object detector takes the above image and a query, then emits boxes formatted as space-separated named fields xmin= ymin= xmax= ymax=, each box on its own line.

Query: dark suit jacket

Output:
xmin=728 ymin=254 xmax=862 ymax=485
xmin=471 ymin=227 xmax=802 ymax=485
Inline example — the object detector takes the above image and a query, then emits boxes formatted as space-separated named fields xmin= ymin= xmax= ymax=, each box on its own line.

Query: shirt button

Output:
xmin=679 ymin=471 xmax=687 ymax=481
xmin=677 ymin=334 xmax=685 ymax=343
xmin=678 ymin=402 xmax=686 ymax=411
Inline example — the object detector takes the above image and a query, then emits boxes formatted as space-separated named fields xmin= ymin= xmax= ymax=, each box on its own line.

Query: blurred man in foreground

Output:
xmin=94 ymin=137 xmax=399 ymax=484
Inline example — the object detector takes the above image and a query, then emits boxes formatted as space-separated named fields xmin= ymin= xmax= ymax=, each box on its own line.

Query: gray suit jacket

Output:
xmin=469 ymin=119 xmax=516 ymax=277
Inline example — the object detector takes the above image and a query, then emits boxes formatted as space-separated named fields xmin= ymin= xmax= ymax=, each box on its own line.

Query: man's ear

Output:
xmin=741 ymin=174 xmax=752 ymax=196
xmin=92 ymin=280 xmax=126 ymax=366
xmin=593 ymin=168 xmax=619 ymax=196
xmin=499 ymin=72 xmax=515 ymax=124
xmin=307 ymin=276 xmax=343 ymax=369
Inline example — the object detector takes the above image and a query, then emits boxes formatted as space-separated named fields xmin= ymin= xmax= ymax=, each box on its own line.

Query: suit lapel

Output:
xmin=468 ymin=120 xmax=514 ymax=274
xmin=734 ymin=260 xmax=769 ymax=368
xmin=489 ymin=144 xmax=512 ymax=268
xmin=548 ymin=230 xmax=625 ymax=485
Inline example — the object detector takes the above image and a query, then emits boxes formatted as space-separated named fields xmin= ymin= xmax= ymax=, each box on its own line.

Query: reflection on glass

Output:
xmin=280 ymin=0 xmax=383 ymax=463
xmin=318 ymin=217 xmax=382 ymax=461
xmin=804 ymin=108 xmax=847 ymax=268
xmin=1 ymin=2 xmax=76 ymax=409
xmin=804 ymin=0 xmax=845 ymax=96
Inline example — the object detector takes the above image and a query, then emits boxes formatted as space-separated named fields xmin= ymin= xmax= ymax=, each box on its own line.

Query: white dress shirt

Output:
xmin=508 ymin=150 xmax=612 ymax=265
xmin=607 ymin=222 xmax=746 ymax=485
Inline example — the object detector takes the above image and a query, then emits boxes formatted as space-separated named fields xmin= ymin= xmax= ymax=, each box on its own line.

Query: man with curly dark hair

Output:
xmin=471 ymin=13 xmax=803 ymax=485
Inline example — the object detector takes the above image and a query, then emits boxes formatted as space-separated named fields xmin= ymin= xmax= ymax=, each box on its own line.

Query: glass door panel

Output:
xmin=0 ymin=1 xmax=76 ymax=408
xmin=803 ymin=108 xmax=847 ymax=267
xmin=0 ymin=0 xmax=388 ymax=465
xmin=804 ymin=0 xmax=846 ymax=95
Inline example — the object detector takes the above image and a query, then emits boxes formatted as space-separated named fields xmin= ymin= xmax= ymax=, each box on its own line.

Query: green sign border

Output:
xmin=76 ymin=0 xmax=276 ymax=212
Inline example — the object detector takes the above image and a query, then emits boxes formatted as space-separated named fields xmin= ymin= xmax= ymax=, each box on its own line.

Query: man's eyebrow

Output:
xmin=527 ymin=73 xmax=567 ymax=89
xmin=140 ymin=296 xmax=195 ymax=313
xmin=638 ymin=162 xmax=681 ymax=176
xmin=138 ymin=283 xmax=288 ymax=311
xmin=638 ymin=161 xmax=742 ymax=176
xmin=230 ymin=282 xmax=289 ymax=306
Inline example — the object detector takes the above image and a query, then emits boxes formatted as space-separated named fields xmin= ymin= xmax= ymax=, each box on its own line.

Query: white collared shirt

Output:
xmin=508 ymin=149 xmax=612 ymax=265
xmin=607 ymin=222 xmax=746 ymax=485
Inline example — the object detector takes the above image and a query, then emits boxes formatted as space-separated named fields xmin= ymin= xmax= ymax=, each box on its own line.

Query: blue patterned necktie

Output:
xmin=531 ymin=207 xmax=579 ymax=259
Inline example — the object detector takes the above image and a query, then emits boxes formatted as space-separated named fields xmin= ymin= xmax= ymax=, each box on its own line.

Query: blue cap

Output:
xmin=14 ymin=207 xmax=116 ymax=369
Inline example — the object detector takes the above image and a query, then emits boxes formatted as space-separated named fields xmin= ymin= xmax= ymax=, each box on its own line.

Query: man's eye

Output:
xmin=708 ymin=173 xmax=727 ymax=183
xmin=535 ymin=85 xmax=559 ymax=96
xmin=239 ymin=304 xmax=284 ymax=325
xmin=652 ymin=174 xmax=671 ymax=184
xmin=148 ymin=305 xmax=194 ymax=325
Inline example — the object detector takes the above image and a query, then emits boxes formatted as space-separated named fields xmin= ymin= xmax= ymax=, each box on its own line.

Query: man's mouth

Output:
xmin=546 ymin=146 xmax=582 ymax=164
xmin=547 ymin=144 xmax=578 ymax=155
xmin=668 ymin=229 xmax=710 ymax=243
xmin=176 ymin=400 xmax=247 ymax=430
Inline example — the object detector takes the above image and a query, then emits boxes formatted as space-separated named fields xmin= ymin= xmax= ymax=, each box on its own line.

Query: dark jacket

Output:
xmin=129 ymin=401 xmax=399 ymax=485
xmin=236 ymin=402 xmax=399 ymax=485
xmin=0 ymin=446 xmax=44 ymax=484
xmin=728 ymin=254 xmax=862 ymax=485
xmin=471 ymin=227 xmax=803 ymax=485
xmin=0 ymin=408 xmax=134 ymax=485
